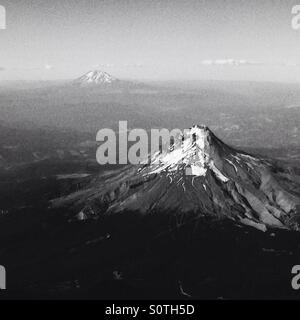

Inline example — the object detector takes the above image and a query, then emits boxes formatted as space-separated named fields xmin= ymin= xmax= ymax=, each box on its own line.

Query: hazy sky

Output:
xmin=1 ymin=0 xmax=300 ymax=82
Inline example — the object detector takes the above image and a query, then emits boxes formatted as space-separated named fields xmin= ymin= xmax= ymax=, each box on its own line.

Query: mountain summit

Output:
xmin=52 ymin=125 xmax=300 ymax=232
xmin=148 ymin=125 xmax=231 ymax=180
xmin=76 ymin=70 xmax=118 ymax=85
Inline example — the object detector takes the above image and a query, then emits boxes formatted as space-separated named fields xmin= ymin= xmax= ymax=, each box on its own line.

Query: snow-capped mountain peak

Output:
xmin=148 ymin=125 xmax=228 ymax=181
xmin=52 ymin=125 xmax=300 ymax=232
xmin=76 ymin=70 xmax=117 ymax=84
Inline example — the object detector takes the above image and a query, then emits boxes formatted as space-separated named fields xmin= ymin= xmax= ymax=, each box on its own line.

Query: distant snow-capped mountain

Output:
xmin=75 ymin=70 xmax=119 ymax=85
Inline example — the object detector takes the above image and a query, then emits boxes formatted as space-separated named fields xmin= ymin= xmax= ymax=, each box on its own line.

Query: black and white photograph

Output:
xmin=0 ymin=0 xmax=300 ymax=306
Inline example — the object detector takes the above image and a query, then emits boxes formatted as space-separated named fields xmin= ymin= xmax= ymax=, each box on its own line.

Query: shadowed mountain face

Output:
xmin=52 ymin=125 xmax=300 ymax=232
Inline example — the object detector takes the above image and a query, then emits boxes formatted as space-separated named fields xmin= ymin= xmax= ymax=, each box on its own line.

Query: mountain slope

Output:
xmin=75 ymin=70 xmax=118 ymax=85
xmin=52 ymin=125 xmax=300 ymax=231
